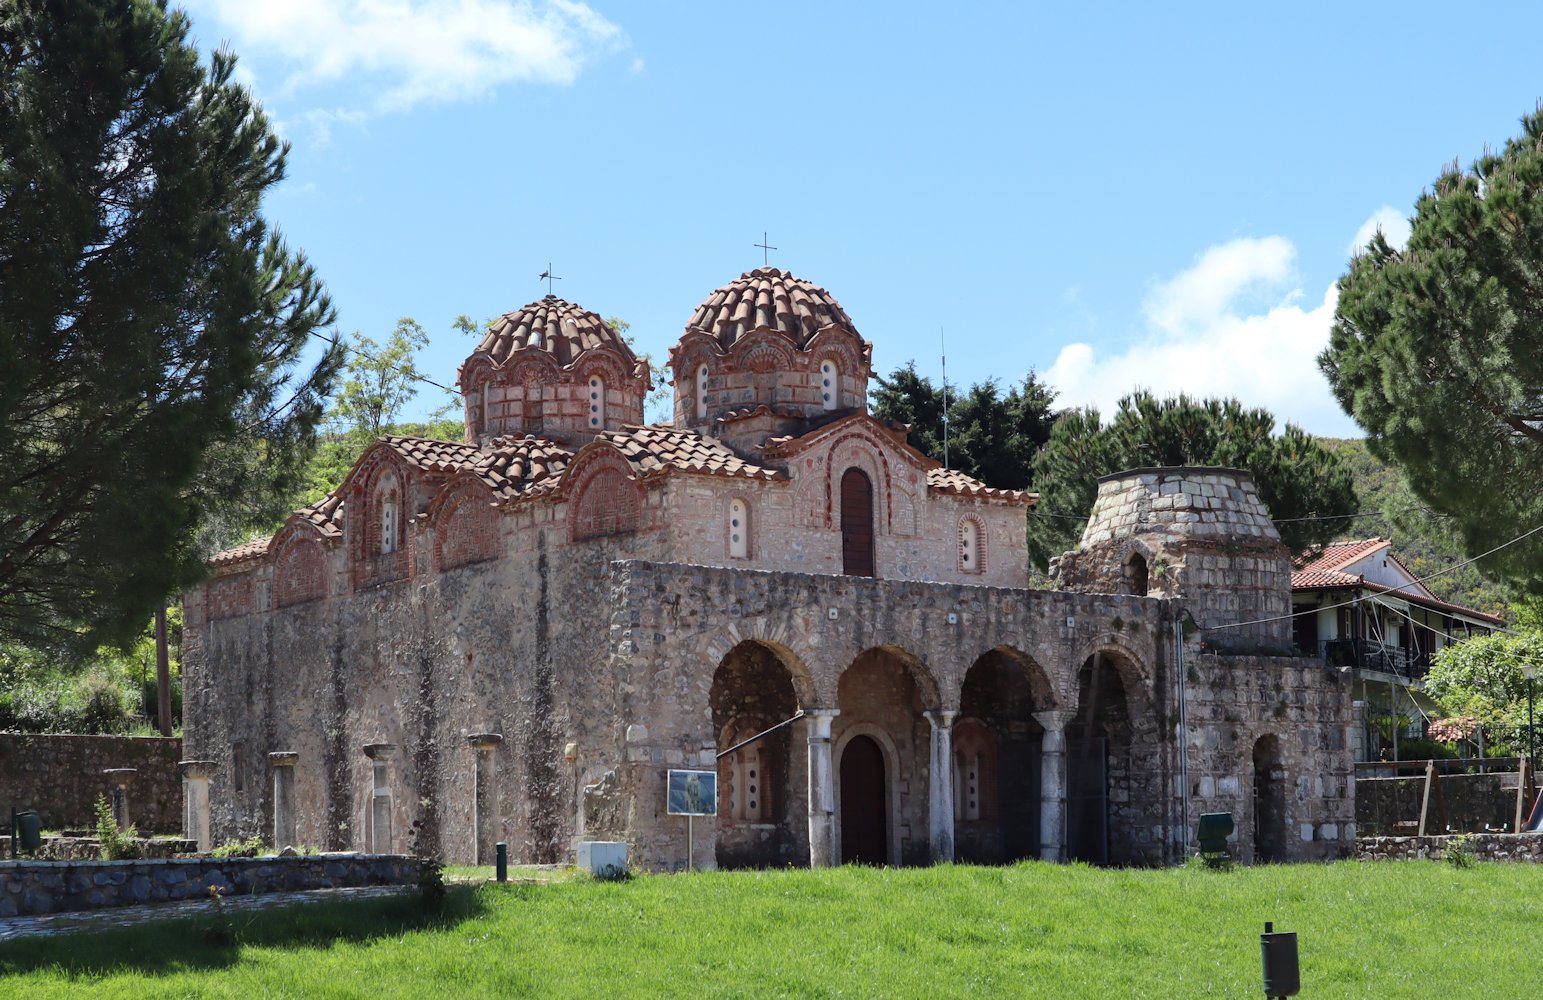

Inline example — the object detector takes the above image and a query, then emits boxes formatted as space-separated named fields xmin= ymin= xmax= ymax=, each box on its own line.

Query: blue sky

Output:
xmin=179 ymin=0 xmax=1543 ymax=438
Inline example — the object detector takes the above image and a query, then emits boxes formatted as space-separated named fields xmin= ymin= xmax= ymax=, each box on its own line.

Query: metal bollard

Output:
xmin=1261 ymin=921 xmax=1300 ymax=997
xmin=495 ymin=841 xmax=508 ymax=883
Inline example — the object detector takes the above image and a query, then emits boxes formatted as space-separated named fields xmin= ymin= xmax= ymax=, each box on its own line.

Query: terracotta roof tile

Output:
xmin=468 ymin=296 xmax=638 ymax=371
xmin=685 ymin=268 xmax=860 ymax=350
xmin=209 ymin=535 xmax=271 ymax=568
xmin=378 ymin=435 xmax=486 ymax=474
xmin=926 ymin=467 xmax=1036 ymax=505
xmin=1293 ymin=537 xmax=1390 ymax=575
xmin=293 ymin=492 xmax=344 ymax=539
xmin=474 ymin=435 xmax=575 ymax=499
xmin=600 ymin=426 xmax=783 ymax=482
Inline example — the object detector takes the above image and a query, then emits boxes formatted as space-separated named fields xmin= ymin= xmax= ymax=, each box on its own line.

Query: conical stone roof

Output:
xmin=684 ymin=268 xmax=858 ymax=350
xmin=472 ymin=296 xmax=637 ymax=370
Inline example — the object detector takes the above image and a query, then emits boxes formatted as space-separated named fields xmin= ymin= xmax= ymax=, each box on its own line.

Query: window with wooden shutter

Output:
xmin=840 ymin=467 xmax=874 ymax=577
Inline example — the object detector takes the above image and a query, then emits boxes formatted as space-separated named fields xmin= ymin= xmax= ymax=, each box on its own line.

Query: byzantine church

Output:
xmin=184 ymin=267 xmax=1353 ymax=870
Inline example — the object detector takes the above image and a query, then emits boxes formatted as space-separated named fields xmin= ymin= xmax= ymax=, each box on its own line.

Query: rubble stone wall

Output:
xmin=0 ymin=734 xmax=183 ymax=834
xmin=1356 ymin=832 xmax=1543 ymax=862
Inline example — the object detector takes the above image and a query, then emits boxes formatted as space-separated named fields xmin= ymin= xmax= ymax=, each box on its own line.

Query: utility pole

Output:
xmin=155 ymin=607 xmax=171 ymax=736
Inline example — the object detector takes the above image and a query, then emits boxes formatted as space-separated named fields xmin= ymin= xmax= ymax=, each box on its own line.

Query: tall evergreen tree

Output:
xmin=0 ymin=0 xmax=343 ymax=650
xmin=871 ymin=362 xmax=1058 ymax=490
xmin=1025 ymin=393 xmax=1357 ymax=567
xmin=1322 ymin=106 xmax=1543 ymax=597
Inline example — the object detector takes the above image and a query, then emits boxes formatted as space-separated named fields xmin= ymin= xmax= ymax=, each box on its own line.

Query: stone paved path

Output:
xmin=0 ymin=884 xmax=414 ymax=942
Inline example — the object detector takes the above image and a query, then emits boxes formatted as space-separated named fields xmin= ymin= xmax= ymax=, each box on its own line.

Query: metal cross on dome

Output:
xmin=538 ymin=263 xmax=562 ymax=295
xmin=754 ymin=232 xmax=777 ymax=267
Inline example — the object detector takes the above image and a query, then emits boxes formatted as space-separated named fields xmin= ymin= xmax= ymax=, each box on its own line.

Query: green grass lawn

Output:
xmin=0 ymin=860 xmax=1535 ymax=998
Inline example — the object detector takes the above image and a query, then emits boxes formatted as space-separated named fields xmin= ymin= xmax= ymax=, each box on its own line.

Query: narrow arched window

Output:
xmin=588 ymin=375 xmax=605 ymax=430
xmin=381 ymin=493 xmax=398 ymax=555
xmin=729 ymin=499 xmax=749 ymax=559
xmin=1127 ymin=553 xmax=1149 ymax=597
xmin=840 ymin=467 xmax=875 ymax=577
xmin=960 ymin=519 xmax=979 ymax=573
xmin=820 ymin=359 xmax=838 ymax=410
xmin=696 ymin=363 xmax=709 ymax=419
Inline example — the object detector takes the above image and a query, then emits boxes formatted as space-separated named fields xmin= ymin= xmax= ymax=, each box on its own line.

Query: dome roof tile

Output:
xmin=685 ymin=268 xmax=858 ymax=350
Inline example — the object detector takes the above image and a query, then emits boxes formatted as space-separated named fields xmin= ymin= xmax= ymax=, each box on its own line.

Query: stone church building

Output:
xmin=183 ymin=268 xmax=1353 ymax=869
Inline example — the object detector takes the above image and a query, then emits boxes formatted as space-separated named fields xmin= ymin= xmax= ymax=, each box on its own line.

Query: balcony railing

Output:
xmin=1320 ymin=639 xmax=1432 ymax=681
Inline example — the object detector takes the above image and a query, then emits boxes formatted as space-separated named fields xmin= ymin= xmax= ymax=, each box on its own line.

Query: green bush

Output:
xmin=1396 ymin=738 xmax=1460 ymax=761
xmin=94 ymin=794 xmax=140 ymax=861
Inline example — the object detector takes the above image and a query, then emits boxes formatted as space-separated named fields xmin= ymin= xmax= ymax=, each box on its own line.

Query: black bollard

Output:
xmin=1261 ymin=921 xmax=1300 ymax=997
xmin=495 ymin=841 xmax=508 ymax=883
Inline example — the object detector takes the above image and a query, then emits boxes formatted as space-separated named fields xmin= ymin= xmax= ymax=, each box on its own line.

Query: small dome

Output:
xmin=685 ymin=268 xmax=858 ymax=350
xmin=473 ymin=295 xmax=637 ymax=370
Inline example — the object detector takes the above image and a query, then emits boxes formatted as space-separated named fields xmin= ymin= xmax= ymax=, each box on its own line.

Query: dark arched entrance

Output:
xmin=1066 ymin=651 xmax=1136 ymax=865
xmin=710 ymin=640 xmax=804 ymax=868
xmin=956 ymin=648 xmax=1048 ymax=863
xmin=840 ymin=468 xmax=874 ymax=577
xmin=1253 ymin=735 xmax=1287 ymax=863
xmin=840 ymin=735 xmax=887 ymax=864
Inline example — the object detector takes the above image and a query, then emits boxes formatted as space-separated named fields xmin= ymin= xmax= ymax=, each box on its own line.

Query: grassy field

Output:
xmin=0 ymin=860 xmax=1536 ymax=998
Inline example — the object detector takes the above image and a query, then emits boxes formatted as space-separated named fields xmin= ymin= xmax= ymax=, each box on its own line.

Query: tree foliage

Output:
xmin=1321 ymin=106 xmax=1543 ymax=597
xmin=1025 ymin=393 xmax=1357 ymax=567
xmin=1425 ymin=627 xmax=1543 ymax=757
xmin=331 ymin=319 xmax=436 ymax=437
xmin=870 ymin=362 xmax=1058 ymax=491
xmin=0 ymin=0 xmax=343 ymax=650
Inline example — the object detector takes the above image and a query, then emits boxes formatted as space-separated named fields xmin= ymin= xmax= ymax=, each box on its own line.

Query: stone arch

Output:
xmin=954 ymin=646 xmax=1053 ymax=863
xmin=869 ymin=644 xmax=943 ymax=711
xmin=346 ymin=447 xmax=412 ymax=588
xmin=710 ymin=639 xmax=804 ymax=868
xmin=833 ymin=722 xmax=903 ymax=866
xmin=825 ymin=432 xmax=892 ymax=533
xmin=1065 ymin=642 xmax=1156 ymax=866
xmin=834 ymin=646 xmax=933 ymax=866
xmin=703 ymin=631 xmax=819 ymax=710
xmin=562 ymin=445 xmax=642 ymax=543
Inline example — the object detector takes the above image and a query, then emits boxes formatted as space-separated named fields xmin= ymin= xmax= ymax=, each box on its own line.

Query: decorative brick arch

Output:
xmin=346 ymin=448 xmax=411 ymax=589
xmin=727 ymin=330 xmax=795 ymax=375
xmin=957 ymin=513 xmax=988 ymax=575
xmin=272 ymin=528 xmax=328 ymax=607
xmin=565 ymin=448 xmax=641 ymax=543
xmin=432 ymin=482 xmax=501 ymax=571
xmin=823 ymin=432 xmax=893 ymax=532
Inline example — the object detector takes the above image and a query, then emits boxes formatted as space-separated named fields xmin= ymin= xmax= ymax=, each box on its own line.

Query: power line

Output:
xmin=309 ymin=329 xmax=464 ymax=399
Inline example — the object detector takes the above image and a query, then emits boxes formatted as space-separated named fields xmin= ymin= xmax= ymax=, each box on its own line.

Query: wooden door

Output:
xmin=840 ymin=735 xmax=887 ymax=865
xmin=840 ymin=468 xmax=874 ymax=577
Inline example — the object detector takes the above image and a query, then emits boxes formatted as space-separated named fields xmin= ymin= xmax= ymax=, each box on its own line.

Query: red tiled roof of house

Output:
xmin=684 ymin=268 xmax=861 ymax=350
xmin=599 ymin=426 xmax=784 ymax=481
xmin=1291 ymin=537 xmax=1504 ymax=625
xmin=926 ymin=467 xmax=1036 ymax=505
xmin=1293 ymin=537 xmax=1391 ymax=577
xmin=468 ymin=296 xmax=639 ymax=371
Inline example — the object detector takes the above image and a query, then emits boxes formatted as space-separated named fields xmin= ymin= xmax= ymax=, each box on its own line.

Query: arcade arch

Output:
xmin=709 ymin=640 xmax=805 ymax=868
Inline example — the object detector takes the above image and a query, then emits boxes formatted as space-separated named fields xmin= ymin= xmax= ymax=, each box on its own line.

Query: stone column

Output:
xmin=103 ymin=769 xmax=137 ymax=832
xmin=925 ymin=710 xmax=958 ymax=863
xmin=362 ymin=743 xmax=398 ymax=854
xmin=804 ymin=709 xmax=840 ymax=868
xmin=179 ymin=759 xmax=217 ymax=852
xmin=1033 ymin=711 xmax=1075 ymax=863
xmin=269 ymin=752 xmax=299 ymax=849
xmin=467 ymin=733 xmax=503 ymax=865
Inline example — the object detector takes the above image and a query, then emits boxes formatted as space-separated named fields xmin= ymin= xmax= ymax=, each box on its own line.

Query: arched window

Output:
xmin=840 ymin=467 xmax=875 ymax=577
xmin=960 ymin=518 xmax=980 ymax=573
xmin=696 ymin=363 xmax=709 ymax=419
xmin=729 ymin=498 xmax=749 ymax=559
xmin=1126 ymin=553 xmax=1149 ymax=597
xmin=953 ymin=722 xmax=997 ymax=824
xmin=588 ymin=375 xmax=605 ymax=430
xmin=379 ymin=476 xmax=400 ymax=555
xmin=820 ymin=359 xmax=838 ymax=410
xmin=720 ymin=724 xmax=769 ymax=822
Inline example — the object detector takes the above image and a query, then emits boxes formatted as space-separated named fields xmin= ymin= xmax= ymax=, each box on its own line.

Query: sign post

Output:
xmin=666 ymin=769 xmax=717 ymax=871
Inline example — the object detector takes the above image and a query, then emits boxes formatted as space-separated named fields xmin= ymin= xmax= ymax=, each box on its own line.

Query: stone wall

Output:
xmin=1356 ymin=832 xmax=1543 ymax=862
xmin=0 ymin=853 xmax=425 ymax=916
xmin=1356 ymin=773 xmax=1528 ymax=835
xmin=0 ymin=734 xmax=183 ymax=834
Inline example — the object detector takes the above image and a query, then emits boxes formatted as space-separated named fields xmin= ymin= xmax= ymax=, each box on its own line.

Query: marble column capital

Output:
xmin=102 ymin=768 xmax=137 ymax=787
xmin=362 ymin=743 xmax=398 ymax=761
xmin=924 ymin=709 xmax=959 ymax=730
xmin=178 ymin=759 xmax=218 ymax=780
xmin=467 ymin=733 xmax=504 ymax=751
xmin=1032 ymin=710 xmax=1077 ymax=733
xmin=268 ymin=751 xmax=299 ymax=767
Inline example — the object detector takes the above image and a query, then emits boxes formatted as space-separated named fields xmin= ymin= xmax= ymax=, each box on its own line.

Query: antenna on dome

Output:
xmin=754 ymin=232 xmax=777 ymax=267
xmin=538 ymin=263 xmax=562 ymax=295
xmin=941 ymin=326 xmax=950 ymax=472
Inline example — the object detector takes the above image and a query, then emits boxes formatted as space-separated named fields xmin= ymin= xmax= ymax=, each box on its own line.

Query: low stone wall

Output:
xmin=1356 ymin=832 xmax=1543 ymax=862
xmin=0 ymin=733 xmax=183 ymax=833
xmin=0 ymin=853 xmax=426 ymax=916
xmin=12 ymin=836 xmax=197 ymax=861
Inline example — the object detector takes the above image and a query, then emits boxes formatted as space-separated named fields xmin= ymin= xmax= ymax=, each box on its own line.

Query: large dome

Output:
xmin=684 ymin=268 xmax=858 ymax=350
xmin=473 ymin=295 xmax=638 ymax=370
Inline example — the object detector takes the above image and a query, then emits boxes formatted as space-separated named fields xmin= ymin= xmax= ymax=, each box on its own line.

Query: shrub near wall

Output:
xmin=0 ymin=734 xmax=183 ymax=834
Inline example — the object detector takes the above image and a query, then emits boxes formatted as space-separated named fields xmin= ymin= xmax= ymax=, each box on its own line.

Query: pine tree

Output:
xmin=0 ymin=0 xmax=343 ymax=650
xmin=1322 ymin=105 xmax=1543 ymax=597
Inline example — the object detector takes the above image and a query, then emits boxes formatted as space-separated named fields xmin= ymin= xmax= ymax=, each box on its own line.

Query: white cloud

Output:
xmin=191 ymin=0 xmax=626 ymax=114
xmin=1348 ymin=205 xmax=1411 ymax=258
xmin=1046 ymin=236 xmax=1362 ymax=438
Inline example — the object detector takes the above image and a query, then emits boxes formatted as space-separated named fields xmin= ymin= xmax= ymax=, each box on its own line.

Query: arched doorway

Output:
xmin=956 ymin=648 xmax=1050 ymax=863
xmin=840 ymin=468 xmax=874 ymax=577
xmin=840 ymin=735 xmax=887 ymax=864
xmin=1253 ymin=735 xmax=1287 ymax=863
xmin=710 ymin=641 xmax=805 ymax=868
xmin=1066 ymin=651 xmax=1137 ymax=865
